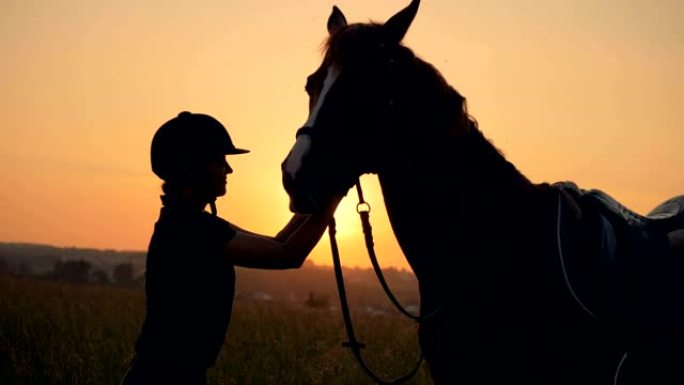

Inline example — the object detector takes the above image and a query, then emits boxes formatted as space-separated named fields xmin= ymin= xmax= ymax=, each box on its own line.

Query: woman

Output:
xmin=121 ymin=111 xmax=340 ymax=385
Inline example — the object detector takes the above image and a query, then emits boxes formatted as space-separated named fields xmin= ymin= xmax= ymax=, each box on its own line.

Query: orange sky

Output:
xmin=1 ymin=0 xmax=682 ymax=270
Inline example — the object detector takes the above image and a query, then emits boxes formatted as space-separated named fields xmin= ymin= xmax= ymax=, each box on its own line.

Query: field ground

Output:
xmin=0 ymin=276 xmax=433 ymax=385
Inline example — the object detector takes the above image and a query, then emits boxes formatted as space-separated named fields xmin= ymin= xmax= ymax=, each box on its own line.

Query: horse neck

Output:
xmin=379 ymin=125 xmax=539 ymax=221
xmin=376 ymin=122 xmax=554 ymax=285
xmin=376 ymin=72 xmax=538 ymax=216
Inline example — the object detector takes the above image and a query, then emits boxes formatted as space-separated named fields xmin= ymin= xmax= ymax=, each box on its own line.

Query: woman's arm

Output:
xmin=222 ymin=196 xmax=341 ymax=269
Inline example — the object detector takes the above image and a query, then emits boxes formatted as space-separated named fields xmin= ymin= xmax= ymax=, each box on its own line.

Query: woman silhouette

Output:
xmin=121 ymin=111 xmax=340 ymax=385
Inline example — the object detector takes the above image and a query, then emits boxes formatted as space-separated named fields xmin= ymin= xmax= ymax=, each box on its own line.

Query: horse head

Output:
xmin=281 ymin=0 xmax=432 ymax=213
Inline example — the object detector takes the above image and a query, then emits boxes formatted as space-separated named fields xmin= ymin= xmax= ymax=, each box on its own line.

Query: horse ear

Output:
xmin=383 ymin=0 xmax=420 ymax=44
xmin=327 ymin=6 xmax=348 ymax=36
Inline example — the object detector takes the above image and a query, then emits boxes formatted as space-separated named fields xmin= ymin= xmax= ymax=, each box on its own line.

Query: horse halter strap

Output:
xmin=327 ymin=180 xmax=424 ymax=385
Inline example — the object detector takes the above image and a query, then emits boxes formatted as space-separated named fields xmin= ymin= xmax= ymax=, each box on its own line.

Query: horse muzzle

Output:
xmin=281 ymin=163 xmax=320 ymax=214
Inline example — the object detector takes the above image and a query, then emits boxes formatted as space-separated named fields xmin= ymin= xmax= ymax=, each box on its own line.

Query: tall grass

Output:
xmin=0 ymin=276 xmax=433 ymax=384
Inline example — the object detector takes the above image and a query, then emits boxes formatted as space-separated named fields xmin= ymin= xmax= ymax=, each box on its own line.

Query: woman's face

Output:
xmin=206 ymin=156 xmax=232 ymax=198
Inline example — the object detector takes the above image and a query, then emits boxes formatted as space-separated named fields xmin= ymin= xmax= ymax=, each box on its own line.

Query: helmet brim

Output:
xmin=227 ymin=148 xmax=250 ymax=155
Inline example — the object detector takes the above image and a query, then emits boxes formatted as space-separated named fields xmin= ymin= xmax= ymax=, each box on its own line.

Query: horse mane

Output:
xmin=407 ymin=51 xmax=534 ymax=188
xmin=325 ymin=22 xmax=533 ymax=189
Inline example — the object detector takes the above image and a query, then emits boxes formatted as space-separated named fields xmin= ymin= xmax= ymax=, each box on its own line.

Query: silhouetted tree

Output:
xmin=305 ymin=292 xmax=330 ymax=309
xmin=113 ymin=262 xmax=135 ymax=284
xmin=91 ymin=269 xmax=110 ymax=284
xmin=53 ymin=260 xmax=91 ymax=283
xmin=18 ymin=262 xmax=33 ymax=277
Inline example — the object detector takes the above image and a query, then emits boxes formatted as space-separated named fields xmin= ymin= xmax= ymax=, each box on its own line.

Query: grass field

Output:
xmin=0 ymin=275 xmax=433 ymax=385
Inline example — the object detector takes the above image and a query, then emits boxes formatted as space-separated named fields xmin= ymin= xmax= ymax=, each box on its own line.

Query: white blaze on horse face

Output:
xmin=305 ymin=66 xmax=340 ymax=128
xmin=285 ymin=65 xmax=340 ymax=179
xmin=285 ymin=135 xmax=311 ymax=179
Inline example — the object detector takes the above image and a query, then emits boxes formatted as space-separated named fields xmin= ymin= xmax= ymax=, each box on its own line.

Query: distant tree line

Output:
xmin=51 ymin=260 xmax=139 ymax=285
xmin=0 ymin=256 xmax=140 ymax=286
xmin=0 ymin=244 xmax=420 ymax=311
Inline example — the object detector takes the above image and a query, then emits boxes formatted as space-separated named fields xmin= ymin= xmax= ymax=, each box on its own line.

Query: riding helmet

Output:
xmin=151 ymin=111 xmax=249 ymax=181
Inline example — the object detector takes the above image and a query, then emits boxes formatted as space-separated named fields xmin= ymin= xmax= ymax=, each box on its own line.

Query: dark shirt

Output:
xmin=134 ymin=200 xmax=236 ymax=369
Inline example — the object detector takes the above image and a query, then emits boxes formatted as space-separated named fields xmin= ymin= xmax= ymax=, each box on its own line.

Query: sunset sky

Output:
xmin=1 ymin=0 xmax=682 ymax=270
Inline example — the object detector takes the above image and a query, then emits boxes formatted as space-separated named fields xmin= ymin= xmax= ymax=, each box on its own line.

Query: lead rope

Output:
xmin=329 ymin=218 xmax=424 ymax=385
xmin=355 ymin=182 xmax=439 ymax=322
xmin=328 ymin=181 xmax=425 ymax=385
xmin=356 ymin=182 xmax=421 ymax=319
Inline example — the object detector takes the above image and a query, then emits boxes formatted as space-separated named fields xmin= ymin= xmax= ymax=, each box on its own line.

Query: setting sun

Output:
xmin=1 ymin=0 xmax=682 ymax=271
xmin=3 ymin=2 xmax=684 ymax=384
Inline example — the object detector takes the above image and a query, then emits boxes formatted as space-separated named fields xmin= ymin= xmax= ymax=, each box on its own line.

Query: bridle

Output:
xmin=298 ymin=52 xmax=434 ymax=383
xmin=327 ymin=180 xmax=438 ymax=384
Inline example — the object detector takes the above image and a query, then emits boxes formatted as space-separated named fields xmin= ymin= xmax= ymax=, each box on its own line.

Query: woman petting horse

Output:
xmin=281 ymin=1 xmax=684 ymax=384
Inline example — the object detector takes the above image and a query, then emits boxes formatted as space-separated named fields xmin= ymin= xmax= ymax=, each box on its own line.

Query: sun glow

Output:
xmin=329 ymin=193 xmax=366 ymax=240
xmin=1 ymin=0 xmax=682 ymax=270
xmin=303 ymin=174 xmax=409 ymax=270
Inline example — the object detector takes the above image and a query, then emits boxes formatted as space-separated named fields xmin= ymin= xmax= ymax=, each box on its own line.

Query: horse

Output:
xmin=281 ymin=1 xmax=684 ymax=383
